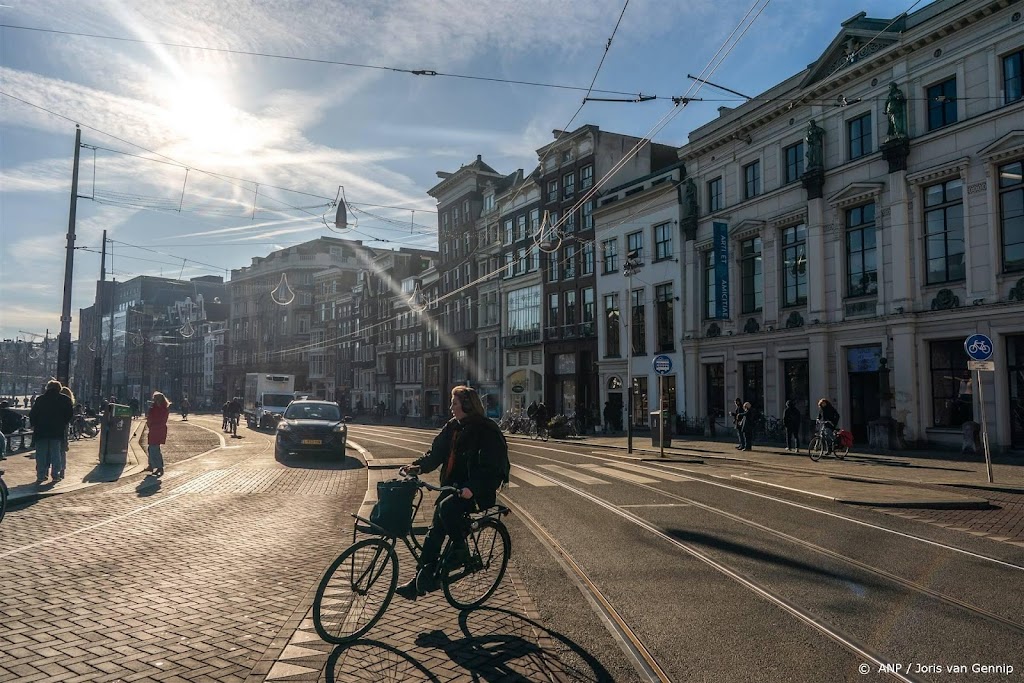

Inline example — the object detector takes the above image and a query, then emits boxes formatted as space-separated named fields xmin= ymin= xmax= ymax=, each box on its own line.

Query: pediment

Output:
xmin=800 ymin=14 xmax=903 ymax=89
xmin=827 ymin=182 xmax=884 ymax=209
xmin=730 ymin=219 xmax=765 ymax=240
xmin=977 ymin=131 xmax=1024 ymax=164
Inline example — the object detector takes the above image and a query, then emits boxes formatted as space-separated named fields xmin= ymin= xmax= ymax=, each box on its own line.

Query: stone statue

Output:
xmin=683 ymin=177 xmax=698 ymax=218
xmin=885 ymin=82 xmax=908 ymax=140
xmin=804 ymin=119 xmax=824 ymax=171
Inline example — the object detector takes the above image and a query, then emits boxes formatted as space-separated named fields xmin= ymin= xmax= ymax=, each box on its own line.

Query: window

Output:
xmin=565 ymin=290 xmax=577 ymax=326
xmin=743 ymin=162 xmax=760 ymax=199
xmin=581 ymin=242 xmax=595 ymax=276
xmin=602 ymin=239 xmax=619 ymax=274
xmin=1003 ymin=49 xmax=1022 ymax=104
xmin=924 ymin=179 xmax=965 ymax=284
xmin=563 ymin=172 xmax=575 ymax=199
xmin=442 ymin=213 xmax=449 ymax=232
xmin=708 ymin=177 xmax=723 ymax=212
xmin=703 ymin=250 xmax=717 ymax=320
xmin=930 ymin=340 xmax=973 ymax=428
xmin=785 ymin=142 xmax=804 ymax=184
xmin=503 ymin=219 xmax=513 ymax=245
xmin=484 ymin=194 xmax=495 ymax=213
xmin=740 ymin=237 xmax=763 ymax=313
xmin=705 ymin=364 xmax=725 ymax=422
xmin=654 ymin=222 xmax=673 ymax=261
xmin=655 ymin=283 xmax=674 ymax=353
xmin=626 ymin=231 xmax=643 ymax=261
xmin=630 ymin=288 xmax=646 ymax=356
xmin=548 ymin=180 xmax=558 ymax=203
xmin=781 ymin=224 xmax=808 ymax=307
xmin=604 ymin=294 xmax=620 ymax=357
xmin=1001 ymin=160 xmax=1024 ymax=272
xmin=453 ymin=206 xmax=460 ymax=226
xmin=564 ymin=210 xmax=576 ymax=233
xmin=548 ymin=293 xmax=559 ymax=329
xmin=530 ymin=208 xmax=541 ymax=236
xmin=848 ymin=113 xmax=872 ymax=159
xmin=548 ymin=250 xmax=560 ymax=282
xmin=517 ymin=215 xmax=527 ymax=242
xmin=846 ymin=204 xmax=878 ymax=297
xmin=583 ymin=200 xmax=594 ymax=230
xmin=563 ymin=245 xmax=576 ymax=280
xmin=581 ymin=165 xmax=594 ymax=190
xmin=927 ymin=77 xmax=957 ymax=130
xmin=783 ymin=359 xmax=810 ymax=421
xmin=582 ymin=288 xmax=595 ymax=335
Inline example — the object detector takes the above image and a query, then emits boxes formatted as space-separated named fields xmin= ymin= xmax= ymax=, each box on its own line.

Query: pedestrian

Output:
xmin=58 ymin=386 xmax=76 ymax=479
xmin=739 ymin=401 xmax=755 ymax=451
xmin=180 ymin=397 xmax=191 ymax=421
xmin=396 ymin=385 xmax=508 ymax=600
xmin=533 ymin=401 xmax=549 ymax=438
xmin=729 ymin=398 xmax=744 ymax=450
xmin=28 ymin=380 xmax=74 ymax=483
xmin=221 ymin=400 xmax=230 ymax=431
xmin=144 ymin=391 xmax=171 ymax=476
xmin=783 ymin=400 xmax=802 ymax=452
xmin=400 ymin=401 xmax=409 ymax=424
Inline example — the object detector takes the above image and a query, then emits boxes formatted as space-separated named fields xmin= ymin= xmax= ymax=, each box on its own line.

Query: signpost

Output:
xmin=653 ymin=355 xmax=673 ymax=459
xmin=964 ymin=334 xmax=994 ymax=483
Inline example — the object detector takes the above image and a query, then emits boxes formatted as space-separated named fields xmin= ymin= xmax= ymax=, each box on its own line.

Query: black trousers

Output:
xmin=785 ymin=426 xmax=799 ymax=449
xmin=420 ymin=492 xmax=474 ymax=568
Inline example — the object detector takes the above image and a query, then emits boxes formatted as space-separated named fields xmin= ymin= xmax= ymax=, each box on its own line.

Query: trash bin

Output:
xmin=100 ymin=403 xmax=133 ymax=464
xmin=651 ymin=410 xmax=672 ymax=448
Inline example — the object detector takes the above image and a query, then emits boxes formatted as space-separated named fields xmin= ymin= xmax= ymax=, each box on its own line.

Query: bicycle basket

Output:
xmin=837 ymin=429 xmax=854 ymax=448
xmin=369 ymin=478 xmax=418 ymax=536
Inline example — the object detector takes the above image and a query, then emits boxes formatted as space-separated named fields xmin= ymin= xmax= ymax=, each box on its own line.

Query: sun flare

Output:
xmin=161 ymin=77 xmax=253 ymax=156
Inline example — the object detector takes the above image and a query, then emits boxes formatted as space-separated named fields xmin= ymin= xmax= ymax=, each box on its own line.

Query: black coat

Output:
xmin=738 ymin=408 xmax=756 ymax=433
xmin=29 ymin=391 xmax=74 ymax=439
xmin=818 ymin=404 xmax=840 ymax=427
xmin=414 ymin=414 xmax=507 ymax=509
xmin=783 ymin=405 xmax=802 ymax=429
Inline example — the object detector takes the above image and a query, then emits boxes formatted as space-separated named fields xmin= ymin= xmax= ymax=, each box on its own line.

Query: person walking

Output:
xmin=739 ymin=401 xmax=755 ymax=451
xmin=180 ymin=397 xmax=191 ymax=421
xmin=28 ymin=380 xmax=74 ymax=483
xmin=783 ymin=399 xmax=802 ymax=452
xmin=396 ymin=385 xmax=507 ymax=600
xmin=729 ymin=398 xmax=744 ymax=450
xmin=144 ymin=391 xmax=171 ymax=476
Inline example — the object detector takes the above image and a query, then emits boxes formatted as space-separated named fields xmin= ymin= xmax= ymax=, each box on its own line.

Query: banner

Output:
xmin=713 ymin=221 xmax=730 ymax=319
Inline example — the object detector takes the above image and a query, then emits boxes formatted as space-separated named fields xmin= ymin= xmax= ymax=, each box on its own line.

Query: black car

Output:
xmin=274 ymin=400 xmax=348 ymax=459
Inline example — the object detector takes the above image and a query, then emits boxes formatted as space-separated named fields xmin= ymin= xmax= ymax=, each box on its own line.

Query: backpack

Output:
xmin=369 ymin=478 xmax=419 ymax=536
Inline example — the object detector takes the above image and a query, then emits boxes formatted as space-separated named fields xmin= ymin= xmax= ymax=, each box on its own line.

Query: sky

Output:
xmin=0 ymin=0 xmax=924 ymax=343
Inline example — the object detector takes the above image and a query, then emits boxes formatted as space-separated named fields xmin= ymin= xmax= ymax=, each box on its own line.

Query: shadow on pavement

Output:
xmin=274 ymin=451 xmax=364 ymax=471
xmin=325 ymin=639 xmax=441 ymax=683
xmin=135 ymin=474 xmax=163 ymax=497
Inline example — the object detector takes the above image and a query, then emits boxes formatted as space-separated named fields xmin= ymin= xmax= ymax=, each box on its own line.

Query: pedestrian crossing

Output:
xmin=509 ymin=462 xmax=691 ymax=488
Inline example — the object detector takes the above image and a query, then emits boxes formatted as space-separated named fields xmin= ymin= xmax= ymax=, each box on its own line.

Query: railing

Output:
xmin=502 ymin=329 xmax=541 ymax=348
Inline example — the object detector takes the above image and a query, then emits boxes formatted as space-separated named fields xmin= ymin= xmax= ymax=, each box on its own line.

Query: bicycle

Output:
xmin=227 ymin=413 xmax=239 ymax=438
xmin=0 ymin=469 xmax=7 ymax=523
xmin=312 ymin=475 xmax=512 ymax=645
xmin=808 ymin=419 xmax=849 ymax=461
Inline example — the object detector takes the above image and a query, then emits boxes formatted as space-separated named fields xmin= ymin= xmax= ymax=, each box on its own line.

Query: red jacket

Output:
xmin=147 ymin=404 xmax=169 ymax=445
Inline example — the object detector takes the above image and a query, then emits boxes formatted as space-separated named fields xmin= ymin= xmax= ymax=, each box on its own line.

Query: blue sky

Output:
xmin=0 ymin=0 xmax=918 ymax=342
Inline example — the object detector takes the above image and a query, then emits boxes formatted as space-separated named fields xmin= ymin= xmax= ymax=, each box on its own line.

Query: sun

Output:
xmin=161 ymin=77 xmax=253 ymax=156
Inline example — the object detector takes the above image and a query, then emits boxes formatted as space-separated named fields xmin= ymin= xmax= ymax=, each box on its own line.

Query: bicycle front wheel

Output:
xmin=808 ymin=436 xmax=825 ymax=462
xmin=0 ymin=478 xmax=8 ymax=523
xmin=313 ymin=538 xmax=398 ymax=644
xmin=442 ymin=518 xmax=511 ymax=610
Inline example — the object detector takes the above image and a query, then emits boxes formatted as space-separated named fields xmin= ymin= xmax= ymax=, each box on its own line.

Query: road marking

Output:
xmin=510 ymin=466 xmax=557 ymax=487
xmin=607 ymin=461 xmax=693 ymax=482
xmin=538 ymin=464 xmax=609 ymax=485
xmin=619 ymin=503 xmax=691 ymax=508
xmin=579 ymin=464 xmax=660 ymax=484
xmin=266 ymin=662 xmax=319 ymax=679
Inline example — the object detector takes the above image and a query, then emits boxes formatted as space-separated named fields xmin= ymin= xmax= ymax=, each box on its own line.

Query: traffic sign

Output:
xmin=968 ymin=360 xmax=995 ymax=372
xmin=652 ymin=354 xmax=673 ymax=375
xmin=964 ymin=334 xmax=993 ymax=361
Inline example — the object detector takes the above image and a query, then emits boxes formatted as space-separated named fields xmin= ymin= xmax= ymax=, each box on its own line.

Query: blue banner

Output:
xmin=713 ymin=221 xmax=730 ymax=319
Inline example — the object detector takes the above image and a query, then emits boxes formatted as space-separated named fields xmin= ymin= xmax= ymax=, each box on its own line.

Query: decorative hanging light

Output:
xmin=408 ymin=286 xmax=429 ymax=314
xmin=332 ymin=186 xmax=356 ymax=232
xmin=179 ymin=318 xmax=196 ymax=338
xmin=536 ymin=211 xmax=562 ymax=253
xmin=270 ymin=272 xmax=296 ymax=306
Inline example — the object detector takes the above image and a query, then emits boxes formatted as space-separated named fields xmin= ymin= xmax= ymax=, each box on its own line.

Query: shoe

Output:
xmin=142 ymin=466 xmax=153 ymax=473
xmin=154 ymin=469 xmax=164 ymax=477
xmin=415 ymin=567 xmax=441 ymax=595
xmin=734 ymin=445 xmax=744 ymax=450
xmin=395 ymin=579 xmax=421 ymax=601
xmin=743 ymin=447 xmax=753 ymax=451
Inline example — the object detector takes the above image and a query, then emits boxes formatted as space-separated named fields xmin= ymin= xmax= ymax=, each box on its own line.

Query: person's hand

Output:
xmin=400 ymin=464 xmax=421 ymax=477
xmin=459 ymin=487 xmax=473 ymax=500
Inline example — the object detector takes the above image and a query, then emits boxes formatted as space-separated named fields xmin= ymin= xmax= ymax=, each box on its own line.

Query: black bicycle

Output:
xmin=1 ymin=469 xmax=8 ymax=524
xmin=312 ymin=475 xmax=512 ymax=645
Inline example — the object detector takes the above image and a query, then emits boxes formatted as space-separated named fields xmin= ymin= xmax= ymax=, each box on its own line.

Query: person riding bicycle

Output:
xmin=396 ymin=385 xmax=508 ymax=601
xmin=227 ymin=397 xmax=242 ymax=435
xmin=531 ymin=401 xmax=548 ymax=438
xmin=816 ymin=398 xmax=840 ymax=453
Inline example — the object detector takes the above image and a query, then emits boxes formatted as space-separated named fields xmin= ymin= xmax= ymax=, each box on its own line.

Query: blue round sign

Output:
xmin=652 ymin=354 xmax=673 ymax=375
xmin=964 ymin=334 xmax=993 ymax=361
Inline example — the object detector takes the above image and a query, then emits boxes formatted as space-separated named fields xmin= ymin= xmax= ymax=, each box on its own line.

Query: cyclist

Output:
xmin=396 ymin=385 xmax=508 ymax=601
xmin=227 ymin=397 xmax=242 ymax=437
xmin=816 ymin=398 xmax=841 ymax=453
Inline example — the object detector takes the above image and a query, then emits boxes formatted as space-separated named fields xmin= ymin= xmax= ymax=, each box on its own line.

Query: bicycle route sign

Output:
xmin=964 ymin=334 xmax=993 ymax=362
xmin=652 ymin=354 xmax=673 ymax=375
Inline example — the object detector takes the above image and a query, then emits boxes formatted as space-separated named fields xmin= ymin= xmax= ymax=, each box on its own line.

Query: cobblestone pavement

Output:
xmin=875 ymin=488 xmax=1024 ymax=544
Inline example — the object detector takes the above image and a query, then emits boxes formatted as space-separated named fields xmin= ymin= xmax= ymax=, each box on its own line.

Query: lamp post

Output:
xmin=623 ymin=250 xmax=642 ymax=454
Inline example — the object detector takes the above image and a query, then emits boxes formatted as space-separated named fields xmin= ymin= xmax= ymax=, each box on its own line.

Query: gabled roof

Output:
xmin=800 ymin=12 xmax=905 ymax=89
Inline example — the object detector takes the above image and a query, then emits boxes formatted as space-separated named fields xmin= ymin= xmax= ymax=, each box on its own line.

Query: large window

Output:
xmin=654 ymin=222 xmax=673 ymax=261
xmin=783 ymin=359 xmax=810 ymax=421
xmin=705 ymin=364 xmax=725 ymax=422
xmin=781 ymin=224 xmax=807 ymax=307
xmin=924 ymin=178 xmax=965 ymax=284
xmin=516 ymin=215 xmax=527 ymax=242
xmin=583 ymin=200 xmax=594 ymax=230
xmin=703 ymin=250 xmax=718 ymax=320
xmin=708 ymin=177 xmax=723 ymax=212
xmin=507 ymin=285 xmax=541 ymax=336
xmin=548 ymin=250 xmax=559 ymax=282
xmin=848 ymin=113 xmax=872 ymax=160
xmin=930 ymin=340 xmax=973 ymax=428
xmin=563 ymin=245 xmax=576 ymax=280
xmin=548 ymin=293 xmax=559 ymax=330
xmin=563 ymin=171 xmax=575 ymax=199
xmin=1001 ymin=160 xmax=1024 ymax=272
xmin=744 ymin=161 xmax=760 ymax=199
xmin=581 ymin=165 xmax=594 ymax=190
xmin=547 ymin=180 xmax=558 ymax=203
xmin=630 ymin=288 xmax=646 ymax=356
xmin=602 ymin=238 xmax=619 ymax=274
xmin=503 ymin=219 xmax=513 ymax=245
xmin=655 ymin=283 xmax=674 ymax=353
xmin=740 ymin=236 xmax=763 ymax=313
xmin=927 ymin=77 xmax=957 ymax=130
xmin=1003 ymin=49 xmax=1022 ymax=105
xmin=581 ymin=242 xmax=595 ymax=275
xmin=565 ymin=290 xmax=577 ymax=326
xmin=626 ymin=231 xmax=644 ymax=261
xmin=604 ymin=293 xmax=620 ymax=357
xmin=846 ymin=204 xmax=877 ymax=297
xmin=785 ymin=142 xmax=804 ymax=184
xmin=740 ymin=360 xmax=764 ymax=411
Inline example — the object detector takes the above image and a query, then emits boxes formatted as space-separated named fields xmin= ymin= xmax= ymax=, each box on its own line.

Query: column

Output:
xmin=807 ymin=198 xmax=827 ymax=319
xmin=888 ymin=172 xmax=911 ymax=309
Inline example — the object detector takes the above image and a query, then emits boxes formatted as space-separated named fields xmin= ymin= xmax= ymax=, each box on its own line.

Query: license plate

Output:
xmin=301 ymin=439 xmax=322 ymax=445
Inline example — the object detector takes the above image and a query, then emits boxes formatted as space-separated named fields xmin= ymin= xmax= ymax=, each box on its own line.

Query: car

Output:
xmin=274 ymin=399 xmax=348 ymax=459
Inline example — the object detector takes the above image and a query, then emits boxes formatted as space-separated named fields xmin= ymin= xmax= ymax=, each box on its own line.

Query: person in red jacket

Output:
xmin=145 ymin=391 xmax=171 ymax=476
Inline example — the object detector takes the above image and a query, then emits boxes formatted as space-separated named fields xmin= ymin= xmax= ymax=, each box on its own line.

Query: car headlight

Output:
xmin=332 ymin=423 xmax=347 ymax=433
xmin=277 ymin=421 xmax=292 ymax=432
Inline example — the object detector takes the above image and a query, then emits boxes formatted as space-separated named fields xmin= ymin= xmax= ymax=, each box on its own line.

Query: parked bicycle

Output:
xmin=312 ymin=475 xmax=511 ymax=644
xmin=808 ymin=418 xmax=850 ymax=461
xmin=70 ymin=414 xmax=99 ymax=440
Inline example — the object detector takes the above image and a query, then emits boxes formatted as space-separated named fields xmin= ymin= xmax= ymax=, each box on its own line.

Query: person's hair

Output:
xmin=743 ymin=401 xmax=752 ymax=409
xmin=60 ymin=386 xmax=76 ymax=405
xmin=734 ymin=397 xmax=742 ymax=405
xmin=45 ymin=379 xmax=62 ymax=394
xmin=818 ymin=398 xmax=829 ymax=407
xmin=451 ymin=385 xmax=485 ymax=418
xmin=152 ymin=391 xmax=171 ymax=408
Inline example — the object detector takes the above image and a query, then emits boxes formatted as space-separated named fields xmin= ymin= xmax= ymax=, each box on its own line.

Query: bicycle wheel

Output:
xmin=808 ymin=436 xmax=825 ymax=462
xmin=0 ymin=477 xmax=8 ymax=524
xmin=834 ymin=440 xmax=849 ymax=459
xmin=442 ymin=518 xmax=511 ymax=610
xmin=313 ymin=538 xmax=398 ymax=644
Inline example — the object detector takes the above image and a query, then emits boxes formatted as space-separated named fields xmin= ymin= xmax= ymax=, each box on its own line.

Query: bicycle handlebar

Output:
xmin=399 ymin=471 xmax=459 ymax=495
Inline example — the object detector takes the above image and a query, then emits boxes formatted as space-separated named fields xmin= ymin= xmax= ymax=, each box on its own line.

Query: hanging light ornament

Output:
xmin=131 ymin=332 xmax=144 ymax=347
xmin=536 ymin=210 xmax=562 ymax=254
xmin=331 ymin=186 xmax=356 ymax=232
xmin=179 ymin=318 xmax=196 ymax=338
xmin=408 ymin=285 xmax=429 ymax=314
xmin=271 ymin=272 xmax=296 ymax=306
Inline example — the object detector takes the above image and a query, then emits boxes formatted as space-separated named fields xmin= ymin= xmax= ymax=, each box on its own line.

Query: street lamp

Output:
xmin=623 ymin=250 xmax=643 ymax=454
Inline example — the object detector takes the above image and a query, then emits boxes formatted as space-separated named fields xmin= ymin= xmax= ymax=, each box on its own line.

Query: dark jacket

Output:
xmin=818 ymin=403 xmax=840 ymax=427
xmin=783 ymin=403 xmax=802 ymax=429
xmin=414 ymin=414 xmax=507 ymax=509
xmin=739 ymin=407 xmax=756 ymax=433
xmin=29 ymin=391 xmax=74 ymax=439
xmin=0 ymin=407 xmax=24 ymax=435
